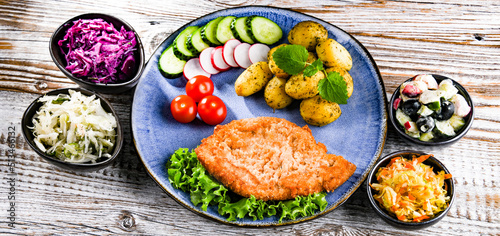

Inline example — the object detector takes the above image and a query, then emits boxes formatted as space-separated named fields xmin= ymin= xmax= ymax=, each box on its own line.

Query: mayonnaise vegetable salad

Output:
xmin=370 ymin=154 xmax=452 ymax=222
xmin=31 ymin=90 xmax=117 ymax=163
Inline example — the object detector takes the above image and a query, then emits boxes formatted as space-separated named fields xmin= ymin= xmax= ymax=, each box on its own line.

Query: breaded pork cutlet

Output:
xmin=195 ymin=117 xmax=356 ymax=201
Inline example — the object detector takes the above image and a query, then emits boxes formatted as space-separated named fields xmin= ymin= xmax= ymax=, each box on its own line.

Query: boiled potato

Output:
xmin=235 ymin=61 xmax=273 ymax=96
xmin=288 ymin=21 xmax=328 ymax=51
xmin=300 ymin=95 xmax=341 ymax=127
xmin=267 ymin=44 xmax=290 ymax=78
xmin=285 ymin=70 xmax=325 ymax=100
xmin=316 ymin=38 xmax=352 ymax=71
xmin=264 ymin=76 xmax=293 ymax=110
xmin=325 ymin=66 xmax=354 ymax=98
xmin=306 ymin=52 xmax=317 ymax=64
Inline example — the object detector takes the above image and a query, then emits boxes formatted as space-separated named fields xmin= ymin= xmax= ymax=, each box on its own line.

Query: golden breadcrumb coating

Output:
xmin=195 ymin=117 xmax=356 ymax=201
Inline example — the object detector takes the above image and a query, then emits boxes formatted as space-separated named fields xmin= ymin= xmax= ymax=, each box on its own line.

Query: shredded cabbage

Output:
xmin=370 ymin=154 xmax=451 ymax=222
xmin=58 ymin=18 xmax=137 ymax=84
xmin=167 ymin=148 xmax=328 ymax=222
xmin=31 ymin=90 xmax=117 ymax=163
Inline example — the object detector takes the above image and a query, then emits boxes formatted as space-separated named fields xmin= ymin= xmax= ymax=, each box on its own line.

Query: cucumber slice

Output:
xmin=405 ymin=121 xmax=419 ymax=133
xmin=438 ymin=79 xmax=459 ymax=100
xmin=419 ymin=90 xmax=443 ymax=105
xmin=417 ymin=104 xmax=434 ymax=116
xmin=405 ymin=129 xmax=420 ymax=138
xmin=216 ymin=16 xmax=236 ymax=44
xmin=427 ymin=100 xmax=441 ymax=111
xmin=435 ymin=120 xmax=456 ymax=137
xmin=201 ymin=17 xmax=224 ymax=46
xmin=158 ymin=45 xmax=186 ymax=79
xmin=396 ymin=109 xmax=412 ymax=127
xmin=187 ymin=27 xmax=210 ymax=54
xmin=230 ymin=17 xmax=255 ymax=44
xmin=449 ymin=115 xmax=465 ymax=131
xmin=246 ymin=15 xmax=283 ymax=45
xmin=173 ymin=26 xmax=199 ymax=61
xmin=419 ymin=131 xmax=434 ymax=142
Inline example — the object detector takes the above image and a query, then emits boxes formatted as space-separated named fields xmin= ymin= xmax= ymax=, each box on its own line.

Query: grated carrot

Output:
xmin=413 ymin=215 xmax=430 ymax=222
xmin=371 ymin=154 xmax=451 ymax=223
xmin=389 ymin=156 xmax=401 ymax=167
xmin=416 ymin=154 xmax=432 ymax=164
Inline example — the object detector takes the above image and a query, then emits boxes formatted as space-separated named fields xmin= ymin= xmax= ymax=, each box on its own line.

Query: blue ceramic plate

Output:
xmin=132 ymin=6 xmax=387 ymax=226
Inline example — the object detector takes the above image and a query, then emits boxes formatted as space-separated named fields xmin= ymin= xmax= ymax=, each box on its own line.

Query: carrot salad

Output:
xmin=370 ymin=154 xmax=452 ymax=222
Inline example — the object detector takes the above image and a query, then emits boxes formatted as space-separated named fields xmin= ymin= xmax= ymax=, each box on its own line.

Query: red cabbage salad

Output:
xmin=58 ymin=18 xmax=137 ymax=84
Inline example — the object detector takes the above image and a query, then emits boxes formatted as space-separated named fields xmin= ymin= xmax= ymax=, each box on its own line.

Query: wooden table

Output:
xmin=1 ymin=0 xmax=499 ymax=235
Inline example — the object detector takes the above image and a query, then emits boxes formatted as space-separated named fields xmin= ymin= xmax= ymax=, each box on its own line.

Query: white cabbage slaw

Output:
xmin=31 ymin=90 xmax=117 ymax=163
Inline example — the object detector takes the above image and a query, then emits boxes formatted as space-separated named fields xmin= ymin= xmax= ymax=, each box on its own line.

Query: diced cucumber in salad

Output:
xmin=393 ymin=74 xmax=471 ymax=142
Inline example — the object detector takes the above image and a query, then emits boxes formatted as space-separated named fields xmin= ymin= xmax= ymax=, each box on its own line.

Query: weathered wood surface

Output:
xmin=1 ymin=0 xmax=499 ymax=235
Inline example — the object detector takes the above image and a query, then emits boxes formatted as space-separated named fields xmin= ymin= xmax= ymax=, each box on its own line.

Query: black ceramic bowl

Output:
xmin=366 ymin=151 xmax=455 ymax=230
xmin=21 ymin=88 xmax=123 ymax=171
xmin=389 ymin=74 xmax=474 ymax=146
xmin=49 ymin=13 xmax=145 ymax=94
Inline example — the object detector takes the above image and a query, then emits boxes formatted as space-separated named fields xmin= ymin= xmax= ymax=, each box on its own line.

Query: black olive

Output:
xmin=416 ymin=116 xmax=435 ymax=133
xmin=434 ymin=98 xmax=455 ymax=120
xmin=401 ymin=100 xmax=421 ymax=117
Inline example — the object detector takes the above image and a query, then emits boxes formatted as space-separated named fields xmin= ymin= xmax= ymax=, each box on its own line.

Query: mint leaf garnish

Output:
xmin=318 ymin=71 xmax=348 ymax=104
xmin=272 ymin=44 xmax=349 ymax=105
xmin=272 ymin=45 xmax=308 ymax=75
xmin=303 ymin=59 xmax=323 ymax=77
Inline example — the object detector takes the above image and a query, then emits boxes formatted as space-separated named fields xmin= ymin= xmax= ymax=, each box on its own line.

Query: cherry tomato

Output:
xmin=170 ymin=95 xmax=197 ymax=123
xmin=185 ymin=75 xmax=214 ymax=103
xmin=198 ymin=95 xmax=227 ymax=125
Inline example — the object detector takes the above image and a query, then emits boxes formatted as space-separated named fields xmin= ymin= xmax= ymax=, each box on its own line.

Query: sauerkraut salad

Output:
xmin=370 ymin=154 xmax=452 ymax=222
xmin=30 ymin=90 xmax=117 ymax=163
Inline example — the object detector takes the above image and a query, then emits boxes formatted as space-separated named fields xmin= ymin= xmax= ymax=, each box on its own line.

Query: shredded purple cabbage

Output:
xmin=58 ymin=18 xmax=137 ymax=84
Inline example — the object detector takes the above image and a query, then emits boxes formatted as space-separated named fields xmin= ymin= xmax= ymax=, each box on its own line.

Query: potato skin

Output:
xmin=316 ymin=38 xmax=352 ymax=71
xmin=325 ymin=66 xmax=354 ymax=98
xmin=267 ymin=44 xmax=290 ymax=78
xmin=288 ymin=21 xmax=328 ymax=51
xmin=264 ymin=76 xmax=293 ymax=109
xmin=285 ymin=70 xmax=325 ymax=100
xmin=235 ymin=61 xmax=273 ymax=96
xmin=300 ymin=95 xmax=341 ymax=127
xmin=306 ymin=52 xmax=317 ymax=64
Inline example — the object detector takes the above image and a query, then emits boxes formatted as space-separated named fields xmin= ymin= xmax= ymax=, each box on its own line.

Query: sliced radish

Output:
xmin=183 ymin=58 xmax=211 ymax=80
xmin=199 ymin=47 xmax=220 ymax=75
xmin=248 ymin=43 xmax=270 ymax=64
xmin=211 ymin=46 xmax=231 ymax=72
xmin=222 ymin=39 xmax=241 ymax=67
xmin=414 ymin=74 xmax=438 ymax=90
xmin=233 ymin=43 xmax=252 ymax=68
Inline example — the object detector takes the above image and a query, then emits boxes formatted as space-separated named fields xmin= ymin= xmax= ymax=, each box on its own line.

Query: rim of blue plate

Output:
xmin=130 ymin=5 xmax=388 ymax=226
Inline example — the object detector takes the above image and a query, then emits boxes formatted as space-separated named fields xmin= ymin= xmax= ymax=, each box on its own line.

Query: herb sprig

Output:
xmin=272 ymin=45 xmax=349 ymax=104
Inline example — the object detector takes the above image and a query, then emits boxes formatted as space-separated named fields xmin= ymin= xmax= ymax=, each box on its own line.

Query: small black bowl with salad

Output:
xmin=49 ymin=13 xmax=145 ymax=94
xmin=389 ymin=74 xmax=474 ymax=146
xmin=366 ymin=151 xmax=455 ymax=229
xmin=21 ymin=88 xmax=123 ymax=171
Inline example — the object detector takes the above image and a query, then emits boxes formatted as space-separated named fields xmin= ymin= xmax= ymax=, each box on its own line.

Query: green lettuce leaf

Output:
xmin=167 ymin=148 xmax=197 ymax=192
xmin=166 ymin=148 xmax=328 ymax=222
xmin=279 ymin=193 xmax=328 ymax=222
xmin=189 ymin=162 xmax=228 ymax=211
